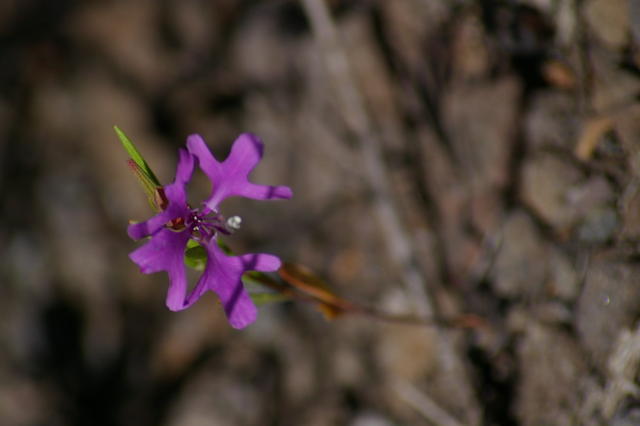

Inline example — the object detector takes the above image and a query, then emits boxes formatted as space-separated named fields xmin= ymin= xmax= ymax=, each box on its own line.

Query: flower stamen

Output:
xmin=178 ymin=208 xmax=243 ymax=242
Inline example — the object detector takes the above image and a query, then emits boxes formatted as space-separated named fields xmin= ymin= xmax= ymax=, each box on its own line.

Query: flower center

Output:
xmin=184 ymin=208 xmax=241 ymax=243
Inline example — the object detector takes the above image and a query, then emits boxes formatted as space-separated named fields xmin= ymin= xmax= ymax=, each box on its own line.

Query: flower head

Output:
xmin=128 ymin=133 xmax=292 ymax=329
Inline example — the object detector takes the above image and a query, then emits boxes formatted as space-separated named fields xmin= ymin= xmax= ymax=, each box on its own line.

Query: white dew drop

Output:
xmin=226 ymin=215 xmax=242 ymax=230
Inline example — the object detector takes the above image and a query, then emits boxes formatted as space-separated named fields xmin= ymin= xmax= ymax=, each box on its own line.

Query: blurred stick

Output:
xmin=392 ymin=379 xmax=466 ymax=426
xmin=300 ymin=2 xmax=481 ymax=421
xmin=300 ymin=0 xmax=432 ymax=318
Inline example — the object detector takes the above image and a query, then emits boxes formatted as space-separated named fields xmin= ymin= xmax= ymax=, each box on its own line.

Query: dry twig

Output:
xmin=300 ymin=0 xmax=481 ymax=423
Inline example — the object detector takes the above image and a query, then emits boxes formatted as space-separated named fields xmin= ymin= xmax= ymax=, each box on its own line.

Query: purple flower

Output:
xmin=128 ymin=133 xmax=292 ymax=329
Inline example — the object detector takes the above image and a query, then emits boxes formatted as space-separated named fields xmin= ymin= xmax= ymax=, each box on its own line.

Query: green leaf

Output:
xmin=128 ymin=160 xmax=167 ymax=212
xmin=114 ymin=126 xmax=161 ymax=187
xmin=249 ymin=292 xmax=290 ymax=305
xmin=241 ymin=271 xmax=270 ymax=287
xmin=217 ymin=239 xmax=234 ymax=255
xmin=184 ymin=241 xmax=207 ymax=270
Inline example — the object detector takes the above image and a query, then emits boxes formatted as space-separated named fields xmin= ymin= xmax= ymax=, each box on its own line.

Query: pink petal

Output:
xmin=186 ymin=133 xmax=292 ymax=210
xmin=183 ymin=242 xmax=282 ymax=328
xmin=129 ymin=228 xmax=191 ymax=311
xmin=186 ymin=134 xmax=222 ymax=181
xmin=223 ymin=133 xmax=264 ymax=179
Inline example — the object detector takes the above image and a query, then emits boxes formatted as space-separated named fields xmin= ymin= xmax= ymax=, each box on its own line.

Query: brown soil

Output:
xmin=1 ymin=1 xmax=640 ymax=425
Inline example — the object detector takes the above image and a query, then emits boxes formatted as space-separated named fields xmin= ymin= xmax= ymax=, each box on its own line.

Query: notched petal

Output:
xmin=237 ymin=183 xmax=293 ymax=201
xmin=238 ymin=252 xmax=282 ymax=272
xmin=187 ymin=134 xmax=222 ymax=178
xmin=129 ymin=228 xmax=190 ymax=309
xmin=224 ymin=133 xmax=264 ymax=176
xmin=128 ymin=209 xmax=174 ymax=240
xmin=175 ymin=148 xmax=196 ymax=185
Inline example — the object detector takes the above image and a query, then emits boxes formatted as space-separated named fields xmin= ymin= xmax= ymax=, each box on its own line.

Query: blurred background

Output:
xmin=2 ymin=0 xmax=640 ymax=425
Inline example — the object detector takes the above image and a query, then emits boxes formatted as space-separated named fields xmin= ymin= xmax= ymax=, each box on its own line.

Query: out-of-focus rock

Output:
xmin=491 ymin=210 xmax=548 ymax=299
xmin=619 ymin=179 xmax=640 ymax=240
xmin=567 ymin=176 xmax=615 ymax=213
xmin=577 ymin=206 xmax=618 ymax=243
xmin=517 ymin=0 xmax=574 ymax=46
xmin=379 ymin=0 xmax=449 ymax=72
xmin=614 ymin=104 xmax=640 ymax=178
xmin=280 ymin=330 xmax=317 ymax=405
xmin=332 ymin=340 xmax=365 ymax=387
xmin=520 ymin=153 xmax=583 ymax=231
xmin=451 ymin=9 xmax=491 ymax=81
xmin=591 ymin=49 xmax=640 ymax=112
xmin=545 ymin=247 xmax=579 ymax=301
xmin=531 ymin=301 xmax=573 ymax=324
xmin=576 ymin=260 xmax=640 ymax=370
xmin=350 ymin=411 xmax=395 ymax=426
xmin=343 ymin=13 xmax=404 ymax=151
xmin=166 ymin=372 xmax=262 ymax=426
xmin=68 ymin=0 xmax=175 ymax=92
xmin=601 ymin=323 xmax=640 ymax=420
xmin=516 ymin=323 xmax=587 ymax=426
xmin=165 ymin=0 xmax=228 ymax=54
xmin=376 ymin=323 xmax=438 ymax=381
xmin=0 ymin=376 xmax=53 ymax=426
xmin=526 ymin=92 xmax=577 ymax=150
xmin=443 ymin=77 xmax=520 ymax=232
xmin=425 ymin=333 xmax=483 ymax=425
xmin=232 ymin=11 xmax=295 ymax=86
xmin=631 ymin=0 xmax=640 ymax=45
xmin=443 ymin=77 xmax=519 ymax=191
xmin=585 ymin=0 xmax=629 ymax=49
xmin=151 ymin=299 xmax=231 ymax=380
xmin=38 ymin=168 xmax=123 ymax=367
xmin=554 ymin=173 xmax=617 ymax=244
xmin=552 ymin=0 xmax=578 ymax=46
xmin=612 ymin=405 xmax=640 ymax=426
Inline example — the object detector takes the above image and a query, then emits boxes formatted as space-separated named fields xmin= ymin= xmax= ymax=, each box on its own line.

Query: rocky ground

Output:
xmin=1 ymin=0 xmax=640 ymax=425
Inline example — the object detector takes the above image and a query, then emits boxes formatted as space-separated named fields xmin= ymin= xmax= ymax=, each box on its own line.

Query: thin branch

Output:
xmin=249 ymin=267 xmax=487 ymax=328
